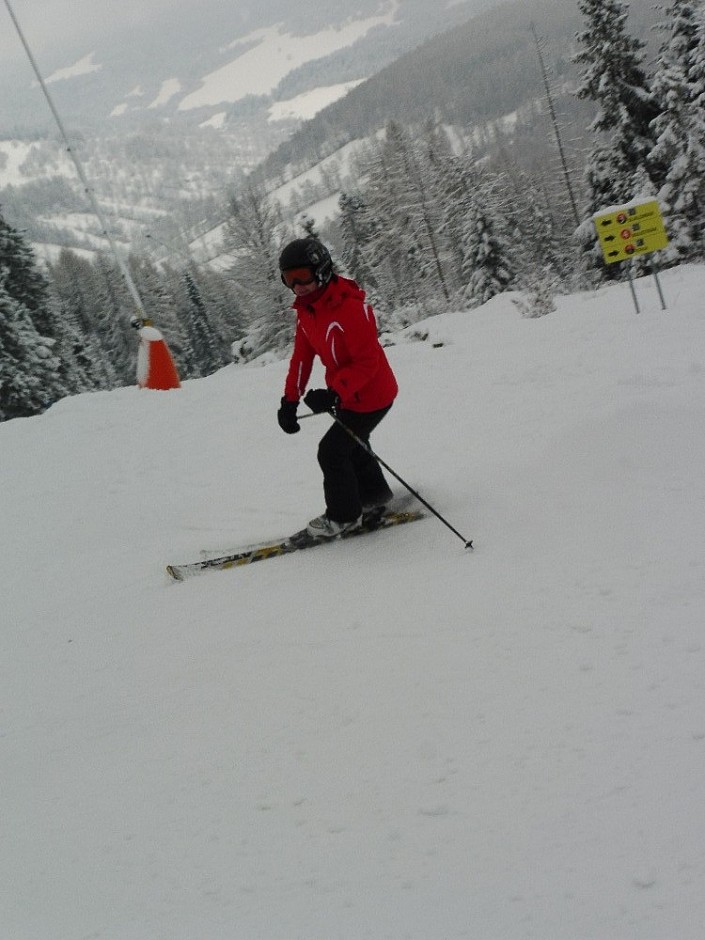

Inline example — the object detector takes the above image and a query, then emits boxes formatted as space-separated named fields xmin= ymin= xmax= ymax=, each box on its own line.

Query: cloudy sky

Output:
xmin=1 ymin=0 xmax=406 ymax=64
xmin=0 ymin=0 xmax=256 ymax=62
xmin=2 ymin=1 xmax=148 ymax=57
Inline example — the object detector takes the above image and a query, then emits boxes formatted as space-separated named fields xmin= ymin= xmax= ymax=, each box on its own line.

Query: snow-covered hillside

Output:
xmin=3 ymin=265 xmax=705 ymax=939
xmin=0 ymin=0 xmax=491 ymax=133
xmin=0 ymin=0 xmax=492 ymax=259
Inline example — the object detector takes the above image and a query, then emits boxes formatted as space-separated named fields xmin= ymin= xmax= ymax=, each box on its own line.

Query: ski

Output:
xmin=167 ymin=508 xmax=425 ymax=580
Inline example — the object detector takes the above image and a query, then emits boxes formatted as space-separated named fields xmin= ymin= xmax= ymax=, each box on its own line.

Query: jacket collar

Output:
xmin=293 ymin=275 xmax=365 ymax=315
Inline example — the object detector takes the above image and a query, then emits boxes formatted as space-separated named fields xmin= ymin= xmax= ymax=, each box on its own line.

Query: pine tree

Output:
xmin=420 ymin=121 xmax=466 ymax=298
xmin=129 ymin=254 xmax=190 ymax=375
xmin=181 ymin=270 xmax=225 ymax=377
xmin=92 ymin=252 xmax=138 ymax=385
xmin=223 ymin=180 xmax=292 ymax=357
xmin=459 ymin=188 xmax=514 ymax=308
xmin=299 ymin=215 xmax=320 ymax=239
xmin=0 ymin=274 xmax=63 ymax=421
xmin=378 ymin=121 xmax=451 ymax=304
xmin=0 ymin=208 xmax=77 ymax=410
xmin=357 ymin=126 xmax=419 ymax=312
xmin=492 ymin=162 xmax=568 ymax=287
xmin=346 ymin=121 xmax=452 ymax=321
xmin=40 ymin=301 xmax=103 ymax=394
xmin=337 ymin=191 xmax=383 ymax=302
xmin=48 ymin=249 xmax=118 ymax=389
xmin=513 ymin=266 xmax=561 ymax=318
xmin=574 ymin=0 xmax=663 ymax=258
xmin=188 ymin=264 xmax=245 ymax=357
xmin=649 ymin=0 xmax=705 ymax=263
xmin=0 ymin=217 xmax=90 ymax=395
xmin=0 ymin=211 xmax=54 ymax=335
xmin=432 ymin=153 xmax=482 ymax=298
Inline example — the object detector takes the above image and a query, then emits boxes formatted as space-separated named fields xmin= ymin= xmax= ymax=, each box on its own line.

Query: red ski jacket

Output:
xmin=283 ymin=275 xmax=398 ymax=413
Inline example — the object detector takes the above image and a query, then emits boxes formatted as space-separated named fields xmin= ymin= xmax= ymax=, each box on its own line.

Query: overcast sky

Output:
xmin=0 ymin=0 xmax=256 ymax=62
xmin=1 ymin=1 xmax=158 ymax=57
xmin=0 ymin=0 xmax=385 ymax=63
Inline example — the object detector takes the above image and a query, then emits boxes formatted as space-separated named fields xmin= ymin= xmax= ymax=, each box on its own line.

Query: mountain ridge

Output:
xmin=0 ymin=0 xmax=664 ymax=262
xmin=0 ymin=0 xmax=499 ymax=135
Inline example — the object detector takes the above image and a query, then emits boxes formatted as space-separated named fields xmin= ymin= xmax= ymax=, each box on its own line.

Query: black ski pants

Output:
xmin=317 ymin=405 xmax=392 ymax=523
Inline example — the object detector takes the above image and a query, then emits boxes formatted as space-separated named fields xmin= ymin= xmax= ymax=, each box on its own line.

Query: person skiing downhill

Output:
xmin=277 ymin=237 xmax=398 ymax=539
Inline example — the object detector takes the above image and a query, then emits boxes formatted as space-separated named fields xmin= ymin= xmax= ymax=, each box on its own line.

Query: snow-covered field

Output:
xmin=2 ymin=264 xmax=704 ymax=939
xmin=178 ymin=5 xmax=399 ymax=112
xmin=268 ymin=82 xmax=366 ymax=123
xmin=0 ymin=139 xmax=40 ymax=187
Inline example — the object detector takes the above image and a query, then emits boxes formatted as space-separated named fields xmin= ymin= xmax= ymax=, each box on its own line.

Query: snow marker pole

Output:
xmin=323 ymin=411 xmax=473 ymax=550
xmin=3 ymin=0 xmax=146 ymax=321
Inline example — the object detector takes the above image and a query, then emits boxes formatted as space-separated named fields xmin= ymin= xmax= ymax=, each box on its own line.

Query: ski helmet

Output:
xmin=278 ymin=237 xmax=333 ymax=286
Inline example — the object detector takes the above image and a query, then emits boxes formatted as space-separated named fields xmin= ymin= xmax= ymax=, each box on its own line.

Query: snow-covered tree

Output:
xmin=491 ymin=163 xmax=571 ymax=288
xmin=377 ymin=121 xmax=451 ymax=303
xmin=128 ymin=254 xmax=191 ymax=375
xmin=0 ymin=210 xmax=79 ymax=412
xmin=0 ymin=274 xmax=63 ymax=421
xmin=180 ymin=270 xmax=227 ymax=377
xmin=48 ymin=249 xmax=118 ymax=390
xmin=355 ymin=125 xmax=420 ymax=312
xmin=299 ymin=215 xmax=320 ymax=240
xmin=337 ymin=190 xmax=385 ymax=307
xmin=223 ymin=180 xmax=292 ymax=357
xmin=186 ymin=264 xmax=245 ymax=355
xmin=648 ymin=0 xmax=705 ymax=263
xmin=573 ymin=142 xmax=636 ymax=272
xmin=339 ymin=120 xmax=456 ymax=325
xmin=459 ymin=189 xmax=514 ymax=308
xmin=513 ymin=266 xmax=561 ymax=319
xmin=432 ymin=152 xmax=484 ymax=298
xmin=91 ymin=252 xmax=139 ymax=385
xmin=574 ymin=0 xmax=663 ymax=230
xmin=0 ymin=211 xmax=54 ymax=336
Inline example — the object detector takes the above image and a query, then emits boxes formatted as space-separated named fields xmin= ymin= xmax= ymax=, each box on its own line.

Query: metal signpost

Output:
xmin=593 ymin=199 xmax=669 ymax=314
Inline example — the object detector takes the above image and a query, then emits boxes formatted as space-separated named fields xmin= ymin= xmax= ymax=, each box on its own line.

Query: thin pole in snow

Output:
xmin=325 ymin=411 xmax=473 ymax=550
xmin=650 ymin=260 xmax=667 ymax=310
xmin=2 ymin=0 xmax=147 ymax=320
xmin=625 ymin=263 xmax=641 ymax=315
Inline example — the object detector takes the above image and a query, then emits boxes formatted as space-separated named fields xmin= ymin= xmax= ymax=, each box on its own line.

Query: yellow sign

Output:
xmin=593 ymin=200 xmax=669 ymax=264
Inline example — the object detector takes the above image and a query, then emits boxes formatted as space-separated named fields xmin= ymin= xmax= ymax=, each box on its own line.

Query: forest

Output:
xmin=1 ymin=0 xmax=704 ymax=421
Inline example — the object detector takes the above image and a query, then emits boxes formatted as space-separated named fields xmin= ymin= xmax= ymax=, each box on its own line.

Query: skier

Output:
xmin=277 ymin=237 xmax=398 ymax=539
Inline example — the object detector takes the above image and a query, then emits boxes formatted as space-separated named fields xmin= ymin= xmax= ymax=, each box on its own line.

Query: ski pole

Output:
xmin=323 ymin=411 xmax=473 ymax=550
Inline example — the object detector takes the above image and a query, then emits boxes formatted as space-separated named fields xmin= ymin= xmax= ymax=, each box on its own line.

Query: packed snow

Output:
xmin=2 ymin=263 xmax=705 ymax=939
xmin=147 ymin=78 xmax=183 ymax=110
xmin=269 ymin=81 xmax=366 ymax=123
xmin=44 ymin=51 xmax=102 ymax=84
xmin=0 ymin=140 xmax=75 ymax=189
xmin=0 ymin=139 xmax=37 ymax=187
xmin=199 ymin=111 xmax=228 ymax=130
xmin=179 ymin=4 xmax=400 ymax=111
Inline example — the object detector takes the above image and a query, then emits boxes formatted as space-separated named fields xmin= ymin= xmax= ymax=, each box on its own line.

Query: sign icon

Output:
xmin=593 ymin=200 xmax=669 ymax=265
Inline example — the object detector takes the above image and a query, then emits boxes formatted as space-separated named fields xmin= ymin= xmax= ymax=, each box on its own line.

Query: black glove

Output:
xmin=277 ymin=397 xmax=300 ymax=434
xmin=304 ymin=388 xmax=340 ymax=414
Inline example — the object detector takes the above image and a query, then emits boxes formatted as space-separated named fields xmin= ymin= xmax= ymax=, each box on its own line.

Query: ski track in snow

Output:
xmin=2 ymin=264 xmax=705 ymax=939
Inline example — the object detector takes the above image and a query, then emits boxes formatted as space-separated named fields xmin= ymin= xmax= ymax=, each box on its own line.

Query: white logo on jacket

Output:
xmin=325 ymin=321 xmax=345 ymax=366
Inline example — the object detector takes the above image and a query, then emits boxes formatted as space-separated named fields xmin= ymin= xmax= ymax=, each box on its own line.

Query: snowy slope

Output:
xmin=2 ymin=264 xmax=705 ymax=940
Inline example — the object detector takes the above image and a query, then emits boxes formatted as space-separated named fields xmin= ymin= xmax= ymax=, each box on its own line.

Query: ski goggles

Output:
xmin=281 ymin=266 xmax=316 ymax=288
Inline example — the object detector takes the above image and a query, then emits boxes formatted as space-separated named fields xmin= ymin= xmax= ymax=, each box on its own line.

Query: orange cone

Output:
xmin=136 ymin=323 xmax=181 ymax=390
